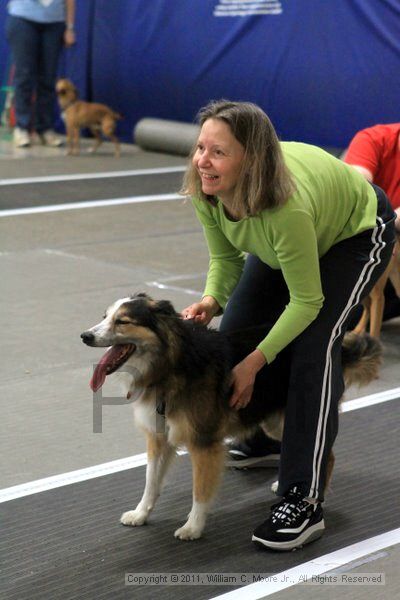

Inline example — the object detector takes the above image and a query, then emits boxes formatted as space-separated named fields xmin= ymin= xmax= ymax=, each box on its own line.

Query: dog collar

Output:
xmin=156 ymin=400 xmax=166 ymax=417
xmin=126 ymin=392 xmax=165 ymax=416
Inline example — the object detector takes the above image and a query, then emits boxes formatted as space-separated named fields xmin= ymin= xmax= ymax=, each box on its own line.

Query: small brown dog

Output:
xmin=56 ymin=78 xmax=122 ymax=157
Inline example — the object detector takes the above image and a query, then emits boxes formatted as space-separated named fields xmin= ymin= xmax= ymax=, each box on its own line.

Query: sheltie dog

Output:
xmin=81 ymin=293 xmax=381 ymax=540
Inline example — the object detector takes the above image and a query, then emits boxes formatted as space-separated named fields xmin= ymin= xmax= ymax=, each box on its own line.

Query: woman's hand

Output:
xmin=229 ymin=349 xmax=267 ymax=410
xmin=181 ymin=296 xmax=220 ymax=325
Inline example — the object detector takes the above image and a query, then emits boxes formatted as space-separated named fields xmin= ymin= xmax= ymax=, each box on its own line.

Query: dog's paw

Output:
xmin=174 ymin=523 xmax=203 ymax=541
xmin=271 ymin=480 xmax=279 ymax=494
xmin=120 ymin=509 xmax=148 ymax=527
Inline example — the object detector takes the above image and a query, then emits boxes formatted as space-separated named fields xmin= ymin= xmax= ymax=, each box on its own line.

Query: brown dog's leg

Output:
xmin=353 ymin=297 xmax=371 ymax=335
xmin=120 ymin=431 xmax=175 ymax=527
xmin=369 ymin=287 xmax=386 ymax=338
xmin=324 ymin=450 xmax=335 ymax=493
xmin=65 ymin=125 xmax=74 ymax=155
xmin=369 ymin=262 xmax=392 ymax=338
xmin=389 ymin=240 xmax=400 ymax=296
xmin=110 ymin=134 xmax=120 ymax=158
xmin=174 ymin=442 xmax=225 ymax=540
xmin=89 ymin=127 xmax=103 ymax=154
xmin=71 ymin=126 xmax=80 ymax=155
xmin=356 ymin=248 xmax=396 ymax=339
xmin=389 ymin=261 xmax=400 ymax=296
xmin=101 ymin=116 xmax=120 ymax=157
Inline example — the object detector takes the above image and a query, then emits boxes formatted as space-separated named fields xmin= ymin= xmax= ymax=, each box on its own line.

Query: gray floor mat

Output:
xmin=1 ymin=401 xmax=399 ymax=600
xmin=0 ymin=172 xmax=183 ymax=210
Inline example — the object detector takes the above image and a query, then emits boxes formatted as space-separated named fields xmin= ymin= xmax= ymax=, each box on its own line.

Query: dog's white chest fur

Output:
xmin=116 ymin=369 xmax=161 ymax=434
xmin=132 ymin=397 xmax=160 ymax=433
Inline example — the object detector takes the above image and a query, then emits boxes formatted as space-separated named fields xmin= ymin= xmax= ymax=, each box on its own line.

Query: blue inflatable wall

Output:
xmin=0 ymin=2 xmax=11 ymax=101
xmin=1 ymin=0 xmax=400 ymax=148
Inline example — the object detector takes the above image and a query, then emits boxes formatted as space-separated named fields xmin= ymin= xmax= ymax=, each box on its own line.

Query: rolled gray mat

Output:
xmin=134 ymin=118 xmax=200 ymax=156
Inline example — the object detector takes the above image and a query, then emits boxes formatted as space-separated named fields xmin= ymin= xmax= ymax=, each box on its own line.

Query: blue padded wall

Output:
xmin=90 ymin=0 xmax=400 ymax=147
xmin=1 ymin=0 xmax=400 ymax=147
xmin=0 ymin=2 xmax=11 ymax=97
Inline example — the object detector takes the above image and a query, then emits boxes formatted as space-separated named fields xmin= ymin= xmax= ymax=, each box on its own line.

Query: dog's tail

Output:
xmin=341 ymin=332 xmax=382 ymax=387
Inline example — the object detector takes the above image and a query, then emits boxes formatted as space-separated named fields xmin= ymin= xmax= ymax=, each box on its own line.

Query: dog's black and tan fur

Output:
xmin=81 ymin=293 xmax=381 ymax=540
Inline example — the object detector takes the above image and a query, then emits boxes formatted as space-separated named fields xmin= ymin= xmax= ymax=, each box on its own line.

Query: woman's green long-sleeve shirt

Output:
xmin=192 ymin=142 xmax=377 ymax=364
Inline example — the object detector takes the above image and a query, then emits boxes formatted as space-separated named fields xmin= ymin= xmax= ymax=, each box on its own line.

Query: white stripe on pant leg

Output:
xmin=313 ymin=220 xmax=387 ymax=496
xmin=311 ymin=218 xmax=387 ymax=497
xmin=310 ymin=356 xmax=331 ymax=498
xmin=309 ymin=219 xmax=387 ymax=499
xmin=311 ymin=219 xmax=387 ymax=498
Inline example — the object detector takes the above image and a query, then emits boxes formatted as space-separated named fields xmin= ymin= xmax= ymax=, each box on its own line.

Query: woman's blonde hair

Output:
xmin=182 ymin=100 xmax=296 ymax=218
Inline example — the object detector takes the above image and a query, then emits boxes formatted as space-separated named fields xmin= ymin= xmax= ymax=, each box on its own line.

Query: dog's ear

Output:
xmin=71 ymin=83 xmax=78 ymax=99
xmin=154 ymin=300 xmax=177 ymax=316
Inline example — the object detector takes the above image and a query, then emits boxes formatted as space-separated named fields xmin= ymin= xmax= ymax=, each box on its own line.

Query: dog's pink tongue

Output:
xmin=90 ymin=346 xmax=123 ymax=392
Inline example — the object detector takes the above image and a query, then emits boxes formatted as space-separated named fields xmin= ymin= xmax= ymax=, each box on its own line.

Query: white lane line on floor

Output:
xmin=331 ymin=549 xmax=388 ymax=574
xmin=146 ymin=273 xmax=207 ymax=296
xmin=0 ymin=455 xmax=146 ymax=503
xmin=0 ymin=193 xmax=182 ymax=217
xmin=0 ymin=451 xmax=187 ymax=504
xmin=0 ymin=388 xmax=398 ymax=504
xmin=149 ymin=272 xmax=207 ymax=282
xmin=342 ymin=386 xmax=400 ymax=412
xmin=210 ymin=528 xmax=400 ymax=600
xmin=0 ymin=165 xmax=186 ymax=186
xmin=147 ymin=280 xmax=201 ymax=296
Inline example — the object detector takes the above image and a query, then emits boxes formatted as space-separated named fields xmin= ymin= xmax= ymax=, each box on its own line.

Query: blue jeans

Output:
xmin=6 ymin=15 xmax=65 ymax=132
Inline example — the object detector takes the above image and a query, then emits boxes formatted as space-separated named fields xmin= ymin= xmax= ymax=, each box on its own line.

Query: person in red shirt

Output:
xmin=344 ymin=123 xmax=400 ymax=231
xmin=344 ymin=123 xmax=400 ymax=322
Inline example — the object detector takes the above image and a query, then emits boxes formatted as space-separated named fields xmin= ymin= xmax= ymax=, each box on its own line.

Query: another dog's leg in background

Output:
xmin=72 ymin=126 xmax=80 ymax=155
xmin=263 ymin=414 xmax=284 ymax=496
xmin=65 ymin=125 xmax=74 ymax=156
xmin=121 ymin=432 xmax=175 ymax=527
xmin=110 ymin=134 xmax=120 ymax=158
xmin=355 ymin=253 xmax=395 ymax=338
xmin=101 ymin=116 xmax=120 ymax=158
xmin=388 ymin=241 xmax=400 ymax=296
xmin=270 ymin=480 xmax=279 ymax=494
xmin=368 ymin=266 xmax=391 ymax=338
xmin=174 ymin=443 xmax=225 ymax=540
xmin=324 ymin=450 xmax=335 ymax=492
xmin=352 ymin=297 xmax=370 ymax=335
xmin=89 ymin=126 xmax=103 ymax=154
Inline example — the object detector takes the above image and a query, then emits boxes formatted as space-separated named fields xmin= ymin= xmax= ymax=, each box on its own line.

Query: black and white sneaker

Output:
xmin=225 ymin=431 xmax=281 ymax=469
xmin=252 ymin=487 xmax=325 ymax=551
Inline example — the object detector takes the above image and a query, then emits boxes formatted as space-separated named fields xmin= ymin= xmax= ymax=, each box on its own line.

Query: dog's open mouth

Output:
xmin=90 ymin=344 xmax=136 ymax=392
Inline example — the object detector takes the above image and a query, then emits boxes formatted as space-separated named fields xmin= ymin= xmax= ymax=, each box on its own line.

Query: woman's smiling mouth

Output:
xmin=200 ymin=171 xmax=219 ymax=180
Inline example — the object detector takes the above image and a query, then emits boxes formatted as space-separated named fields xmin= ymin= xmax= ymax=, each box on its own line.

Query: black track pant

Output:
xmin=220 ymin=186 xmax=395 ymax=501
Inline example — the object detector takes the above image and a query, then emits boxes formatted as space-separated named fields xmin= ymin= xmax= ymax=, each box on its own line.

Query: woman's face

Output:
xmin=193 ymin=118 xmax=245 ymax=204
